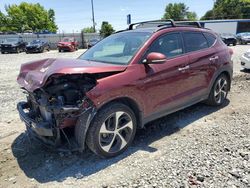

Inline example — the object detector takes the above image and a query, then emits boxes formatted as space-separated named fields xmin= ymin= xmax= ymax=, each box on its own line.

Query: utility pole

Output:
xmin=91 ymin=0 xmax=96 ymax=32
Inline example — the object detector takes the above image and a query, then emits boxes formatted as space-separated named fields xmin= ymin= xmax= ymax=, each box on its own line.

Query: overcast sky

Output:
xmin=0 ymin=0 xmax=214 ymax=32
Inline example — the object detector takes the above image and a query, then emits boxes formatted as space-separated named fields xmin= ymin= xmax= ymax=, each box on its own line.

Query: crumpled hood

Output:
xmin=17 ymin=58 xmax=127 ymax=92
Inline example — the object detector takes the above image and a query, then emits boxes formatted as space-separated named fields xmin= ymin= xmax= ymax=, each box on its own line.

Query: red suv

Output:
xmin=57 ymin=37 xmax=78 ymax=52
xmin=17 ymin=20 xmax=233 ymax=158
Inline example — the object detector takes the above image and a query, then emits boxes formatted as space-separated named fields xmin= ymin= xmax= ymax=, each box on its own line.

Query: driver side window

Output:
xmin=148 ymin=33 xmax=184 ymax=58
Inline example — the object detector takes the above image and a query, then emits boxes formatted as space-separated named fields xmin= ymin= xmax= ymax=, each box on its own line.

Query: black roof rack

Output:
xmin=128 ymin=20 xmax=202 ymax=31
xmin=128 ymin=19 xmax=175 ymax=30
xmin=175 ymin=21 xmax=202 ymax=28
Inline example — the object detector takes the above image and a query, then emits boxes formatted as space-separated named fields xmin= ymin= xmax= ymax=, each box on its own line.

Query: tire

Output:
xmin=40 ymin=47 xmax=44 ymax=53
xmin=78 ymin=103 xmax=137 ymax=158
xmin=205 ymin=74 xmax=230 ymax=106
xmin=233 ymin=43 xmax=236 ymax=46
xmin=58 ymin=49 xmax=61 ymax=52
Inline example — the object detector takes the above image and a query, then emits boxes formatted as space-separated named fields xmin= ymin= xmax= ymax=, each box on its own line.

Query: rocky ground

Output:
xmin=0 ymin=46 xmax=249 ymax=188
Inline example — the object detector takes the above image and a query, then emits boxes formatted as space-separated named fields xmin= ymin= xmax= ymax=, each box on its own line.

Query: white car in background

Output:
xmin=241 ymin=49 xmax=250 ymax=70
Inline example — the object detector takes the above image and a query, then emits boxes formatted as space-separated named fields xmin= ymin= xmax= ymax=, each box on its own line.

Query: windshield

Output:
xmin=220 ymin=33 xmax=234 ymax=37
xmin=31 ymin=40 xmax=42 ymax=44
xmin=79 ymin=32 xmax=152 ymax=65
xmin=90 ymin=39 xmax=99 ymax=43
xmin=62 ymin=38 xmax=73 ymax=42
xmin=242 ymin=33 xmax=250 ymax=36
xmin=4 ymin=38 xmax=19 ymax=43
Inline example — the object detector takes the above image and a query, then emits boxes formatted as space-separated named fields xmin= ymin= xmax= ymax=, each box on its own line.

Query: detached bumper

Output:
xmin=17 ymin=102 xmax=54 ymax=137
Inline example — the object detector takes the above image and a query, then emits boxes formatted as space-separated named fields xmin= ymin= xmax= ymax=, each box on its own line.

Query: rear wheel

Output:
xmin=84 ymin=103 xmax=137 ymax=158
xmin=206 ymin=74 xmax=230 ymax=106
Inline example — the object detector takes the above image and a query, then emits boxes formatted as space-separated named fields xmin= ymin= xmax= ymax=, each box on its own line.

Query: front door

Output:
xmin=138 ymin=32 xmax=192 ymax=119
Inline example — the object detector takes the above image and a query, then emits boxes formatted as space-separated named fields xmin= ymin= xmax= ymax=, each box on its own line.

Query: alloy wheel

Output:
xmin=99 ymin=111 xmax=134 ymax=153
xmin=214 ymin=77 xmax=228 ymax=104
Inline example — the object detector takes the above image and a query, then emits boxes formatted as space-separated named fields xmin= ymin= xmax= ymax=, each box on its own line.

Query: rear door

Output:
xmin=182 ymin=31 xmax=217 ymax=99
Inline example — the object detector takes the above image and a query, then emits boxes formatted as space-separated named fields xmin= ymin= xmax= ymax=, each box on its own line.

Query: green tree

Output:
xmin=82 ymin=26 xmax=95 ymax=33
xmin=163 ymin=3 xmax=197 ymax=21
xmin=201 ymin=10 xmax=214 ymax=20
xmin=201 ymin=0 xmax=250 ymax=20
xmin=0 ymin=11 xmax=9 ymax=32
xmin=0 ymin=2 xmax=57 ymax=33
xmin=187 ymin=12 xmax=198 ymax=21
xmin=99 ymin=21 xmax=115 ymax=37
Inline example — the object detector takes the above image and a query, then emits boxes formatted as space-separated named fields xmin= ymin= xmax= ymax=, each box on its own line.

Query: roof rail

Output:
xmin=128 ymin=19 xmax=175 ymax=30
xmin=175 ymin=21 xmax=202 ymax=28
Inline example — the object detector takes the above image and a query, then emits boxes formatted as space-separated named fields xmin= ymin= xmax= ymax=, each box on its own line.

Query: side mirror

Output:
xmin=143 ymin=52 xmax=167 ymax=64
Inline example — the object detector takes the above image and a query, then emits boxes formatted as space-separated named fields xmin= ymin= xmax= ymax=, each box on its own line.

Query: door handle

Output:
xmin=178 ymin=65 xmax=190 ymax=71
xmin=209 ymin=56 xmax=219 ymax=61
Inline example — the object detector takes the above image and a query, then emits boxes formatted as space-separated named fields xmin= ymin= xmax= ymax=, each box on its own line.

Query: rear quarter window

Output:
xmin=183 ymin=32 xmax=208 ymax=53
xmin=203 ymin=32 xmax=217 ymax=47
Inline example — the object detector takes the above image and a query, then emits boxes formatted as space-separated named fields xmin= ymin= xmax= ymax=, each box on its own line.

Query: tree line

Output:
xmin=0 ymin=0 xmax=250 ymax=36
xmin=0 ymin=2 xmax=57 ymax=33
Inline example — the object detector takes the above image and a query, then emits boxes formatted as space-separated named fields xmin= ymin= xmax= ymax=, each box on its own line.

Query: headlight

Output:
xmin=244 ymin=52 xmax=250 ymax=58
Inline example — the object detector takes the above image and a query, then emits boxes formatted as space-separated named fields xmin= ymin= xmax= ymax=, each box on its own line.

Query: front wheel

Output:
xmin=82 ymin=103 xmax=137 ymax=158
xmin=205 ymin=74 xmax=230 ymax=106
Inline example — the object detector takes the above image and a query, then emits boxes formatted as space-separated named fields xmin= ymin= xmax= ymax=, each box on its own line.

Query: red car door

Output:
xmin=138 ymin=32 xmax=194 ymax=120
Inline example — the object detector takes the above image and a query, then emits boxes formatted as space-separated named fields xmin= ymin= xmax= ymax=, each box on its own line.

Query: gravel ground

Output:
xmin=0 ymin=45 xmax=249 ymax=188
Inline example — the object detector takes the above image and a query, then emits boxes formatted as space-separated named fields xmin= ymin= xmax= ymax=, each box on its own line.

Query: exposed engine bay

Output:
xmin=18 ymin=74 xmax=97 ymax=149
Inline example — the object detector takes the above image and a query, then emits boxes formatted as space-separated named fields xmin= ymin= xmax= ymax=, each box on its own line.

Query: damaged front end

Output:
xmin=17 ymin=74 xmax=97 ymax=149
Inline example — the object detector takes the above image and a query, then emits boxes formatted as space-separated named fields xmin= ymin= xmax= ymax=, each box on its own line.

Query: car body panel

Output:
xmin=17 ymin=58 xmax=127 ymax=92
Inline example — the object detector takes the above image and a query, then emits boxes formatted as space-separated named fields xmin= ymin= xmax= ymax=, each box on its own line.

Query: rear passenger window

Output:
xmin=183 ymin=32 xmax=208 ymax=53
xmin=148 ymin=33 xmax=183 ymax=58
xmin=203 ymin=32 xmax=217 ymax=47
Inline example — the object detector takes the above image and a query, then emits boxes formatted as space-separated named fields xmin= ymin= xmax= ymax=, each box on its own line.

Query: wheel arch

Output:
xmin=209 ymin=68 xmax=232 ymax=93
xmin=96 ymin=97 xmax=143 ymax=129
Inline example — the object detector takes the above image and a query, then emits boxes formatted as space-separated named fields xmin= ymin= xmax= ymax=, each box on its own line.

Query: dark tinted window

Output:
xmin=149 ymin=33 xmax=183 ymax=58
xmin=204 ymin=32 xmax=217 ymax=47
xmin=183 ymin=32 xmax=208 ymax=53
